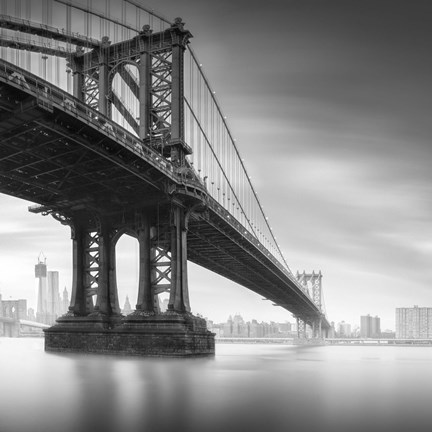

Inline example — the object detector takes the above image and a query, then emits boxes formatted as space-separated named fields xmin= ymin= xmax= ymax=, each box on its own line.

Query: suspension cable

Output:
xmin=187 ymin=47 xmax=290 ymax=270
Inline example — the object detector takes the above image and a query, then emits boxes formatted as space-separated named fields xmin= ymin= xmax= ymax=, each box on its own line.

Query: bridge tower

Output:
xmin=296 ymin=271 xmax=324 ymax=338
xmin=40 ymin=18 xmax=214 ymax=356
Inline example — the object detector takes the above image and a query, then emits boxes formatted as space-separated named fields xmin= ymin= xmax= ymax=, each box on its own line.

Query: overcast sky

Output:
xmin=1 ymin=0 xmax=431 ymax=331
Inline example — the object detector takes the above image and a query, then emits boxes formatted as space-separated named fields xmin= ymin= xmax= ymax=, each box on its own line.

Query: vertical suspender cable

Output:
xmin=197 ymin=68 xmax=201 ymax=175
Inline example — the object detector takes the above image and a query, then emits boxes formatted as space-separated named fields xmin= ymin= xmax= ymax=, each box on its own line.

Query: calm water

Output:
xmin=0 ymin=339 xmax=431 ymax=432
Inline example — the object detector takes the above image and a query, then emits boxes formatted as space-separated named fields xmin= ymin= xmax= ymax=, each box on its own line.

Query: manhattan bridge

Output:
xmin=0 ymin=0 xmax=331 ymax=355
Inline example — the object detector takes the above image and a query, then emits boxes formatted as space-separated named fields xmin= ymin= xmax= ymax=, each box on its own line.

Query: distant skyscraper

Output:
xmin=35 ymin=255 xmax=48 ymax=323
xmin=360 ymin=315 xmax=381 ymax=338
xmin=35 ymin=256 xmax=63 ymax=325
xmin=337 ymin=321 xmax=351 ymax=337
xmin=46 ymin=271 xmax=60 ymax=322
xmin=28 ymin=308 xmax=36 ymax=322
xmin=396 ymin=306 xmax=432 ymax=339
xmin=62 ymin=287 xmax=70 ymax=313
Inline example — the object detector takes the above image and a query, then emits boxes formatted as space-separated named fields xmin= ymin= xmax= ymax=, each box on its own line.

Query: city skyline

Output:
xmin=1 ymin=0 xmax=431 ymax=330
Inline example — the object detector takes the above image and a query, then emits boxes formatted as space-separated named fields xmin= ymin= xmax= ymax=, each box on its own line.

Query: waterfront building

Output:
xmin=278 ymin=322 xmax=292 ymax=333
xmin=381 ymin=330 xmax=396 ymax=339
xmin=221 ymin=314 xmax=248 ymax=337
xmin=360 ymin=314 xmax=381 ymax=338
xmin=396 ymin=306 xmax=432 ymax=339
xmin=337 ymin=321 xmax=352 ymax=337
xmin=219 ymin=315 xmax=294 ymax=338
xmin=328 ymin=322 xmax=336 ymax=338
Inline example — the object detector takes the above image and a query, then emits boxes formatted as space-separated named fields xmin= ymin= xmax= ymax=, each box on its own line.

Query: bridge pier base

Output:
xmin=44 ymin=312 xmax=214 ymax=356
xmin=43 ymin=203 xmax=215 ymax=356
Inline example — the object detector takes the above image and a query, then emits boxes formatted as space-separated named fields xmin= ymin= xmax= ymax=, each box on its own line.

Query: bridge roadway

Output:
xmin=0 ymin=59 xmax=330 ymax=330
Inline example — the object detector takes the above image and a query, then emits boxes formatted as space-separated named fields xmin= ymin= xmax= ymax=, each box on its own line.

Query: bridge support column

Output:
xmin=45 ymin=206 xmax=214 ymax=357
xmin=70 ymin=56 xmax=84 ymax=102
xmin=57 ymin=213 xmax=121 ymax=326
xmin=168 ymin=205 xmax=191 ymax=312
xmin=91 ymin=217 xmax=121 ymax=319
xmin=135 ymin=213 xmax=154 ymax=313
xmin=312 ymin=318 xmax=322 ymax=339
xmin=68 ymin=218 xmax=85 ymax=315
xmin=68 ymin=215 xmax=94 ymax=316
xmin=296 ymin=317 xmax=306 ymax=339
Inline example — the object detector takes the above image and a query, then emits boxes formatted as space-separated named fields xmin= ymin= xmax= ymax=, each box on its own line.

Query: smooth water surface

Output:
xmin=0 ymin=339 xmax=431 ymax=432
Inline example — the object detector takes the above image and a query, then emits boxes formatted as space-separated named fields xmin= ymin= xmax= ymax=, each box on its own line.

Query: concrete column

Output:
xmin=136 ymin=214 xmax=154 ymax=312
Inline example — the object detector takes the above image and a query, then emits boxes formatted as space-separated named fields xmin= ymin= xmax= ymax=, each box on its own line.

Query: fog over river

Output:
xmin=0 ymin=339 xmax=431 ymax=432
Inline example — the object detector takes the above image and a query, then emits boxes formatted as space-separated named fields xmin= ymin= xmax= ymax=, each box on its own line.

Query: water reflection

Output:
xmin=0 ymin=339 xmax=432 ymax=432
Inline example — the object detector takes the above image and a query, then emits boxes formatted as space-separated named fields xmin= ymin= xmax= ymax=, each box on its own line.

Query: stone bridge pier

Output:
xmin=44 ymin=200 xmax=215 ymax=356
xmin=296 ymin=316 xmax=326 ymax=340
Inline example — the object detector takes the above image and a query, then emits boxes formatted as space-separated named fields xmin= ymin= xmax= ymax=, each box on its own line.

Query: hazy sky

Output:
xmin=1 ymin=0 xmax=431 ymax=331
